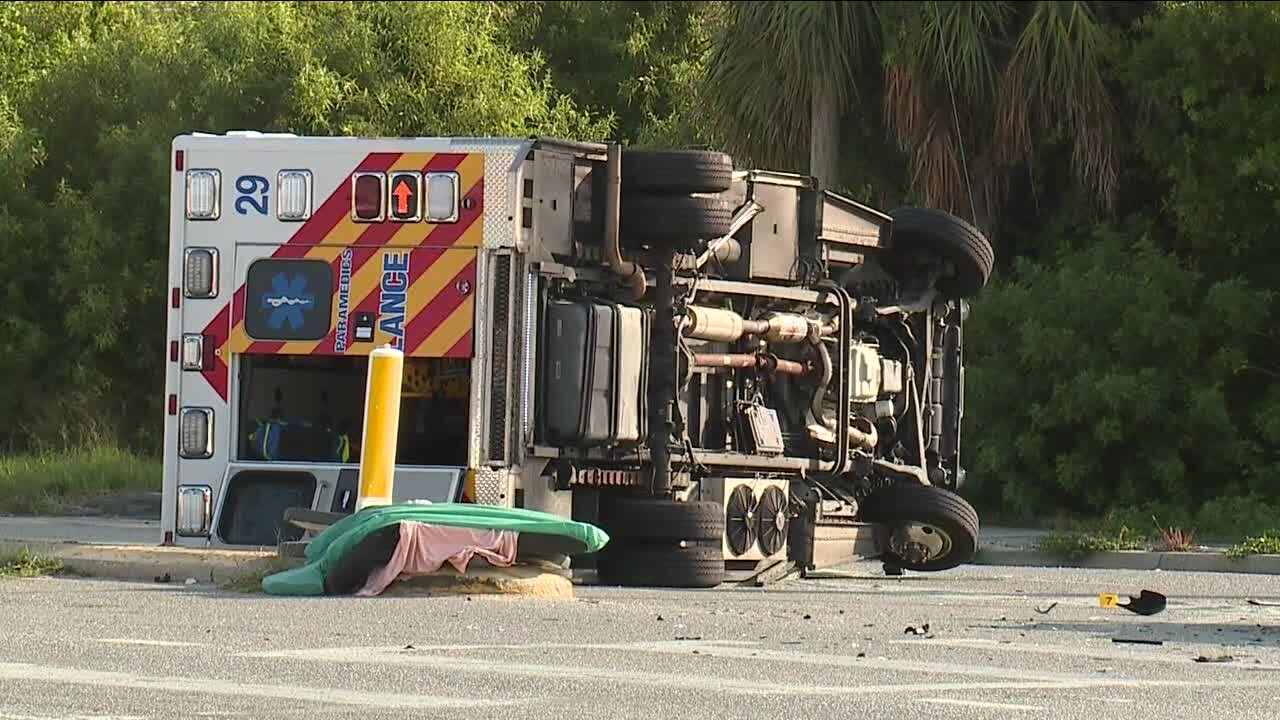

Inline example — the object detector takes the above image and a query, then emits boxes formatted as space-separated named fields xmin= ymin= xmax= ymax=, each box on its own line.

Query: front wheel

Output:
xmin=857 ymin=482 xmax=979 ymax=571
xmin=881 ymin=207 xmax=995 ymax=299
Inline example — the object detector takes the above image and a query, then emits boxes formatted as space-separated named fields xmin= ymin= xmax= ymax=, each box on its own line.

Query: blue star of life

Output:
xmin=262 ymin=272 xmax=316 ymax=331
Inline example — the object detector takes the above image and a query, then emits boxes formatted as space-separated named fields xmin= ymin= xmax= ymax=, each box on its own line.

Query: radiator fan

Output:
xmin=755 ymin=485 xmax=788 ymax=556
xmin=725 ymin=484 xmax=758 ymax=556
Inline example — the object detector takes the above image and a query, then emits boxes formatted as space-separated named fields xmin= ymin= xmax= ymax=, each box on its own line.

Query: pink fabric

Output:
xmin=357 ymin=521 xmax=519 ymax=597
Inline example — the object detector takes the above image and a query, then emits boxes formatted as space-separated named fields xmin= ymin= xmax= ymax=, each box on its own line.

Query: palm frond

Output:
xmin=703 ymin=1 xmax=881 ymax=172
xmin=994 ymin=0 xmax=1118 ymax=209
xmin=884 ymin=0 xmax=1012 ymax=223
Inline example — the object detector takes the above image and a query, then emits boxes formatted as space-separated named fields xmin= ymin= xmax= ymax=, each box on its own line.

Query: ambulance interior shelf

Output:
xmin=235 ymin=354 xmax=469 ymax=467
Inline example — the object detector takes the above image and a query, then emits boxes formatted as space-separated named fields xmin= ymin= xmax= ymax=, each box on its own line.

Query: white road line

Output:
xmin=919 ymin=698 xmax=1044 ymax=711
xmin=0 ymin=662 xmax=519 ymax=711
xmin=94 ymin=639 xmax=205 ymax=648
xmin=892 ymin=638 xmax=1280 ymax=671
xmin=240 ymin=645 xmax=1280 ymax=696
xmin=0 ymin=714 xmax=147 ymax=720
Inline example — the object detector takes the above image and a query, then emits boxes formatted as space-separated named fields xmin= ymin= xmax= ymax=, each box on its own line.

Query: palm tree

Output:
xmin=703 ymin=0 xmax=1132 ymax=238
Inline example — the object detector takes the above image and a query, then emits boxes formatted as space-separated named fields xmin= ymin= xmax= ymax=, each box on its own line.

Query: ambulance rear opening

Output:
xmin=164 ymin=133 xmax=488 ymax=548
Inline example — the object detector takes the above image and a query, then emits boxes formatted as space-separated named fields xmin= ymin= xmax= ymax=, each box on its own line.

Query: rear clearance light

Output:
xmin=181 ymin=334 xmax=205 ymax=371
xmin=176 ymin=485 xmax=212 ymax=537
xmin=352 ymin=172 xmax=386 ymax=222
xmin=277 ymin=170 xmax=313 ymax=221
xmin=185 ymin=169 xmax=221 ymax=220
xmin=179 ymin=407 xmax=213 ymax=459
xmin=426 ymin=172 xmax=460 ymax=223
xmin=183 ymin=248 xmax=218 ymax=298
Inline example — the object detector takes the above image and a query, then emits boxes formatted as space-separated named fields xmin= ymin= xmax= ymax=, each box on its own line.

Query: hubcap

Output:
xmin=890 ymin=522 xmax=953 ymax=564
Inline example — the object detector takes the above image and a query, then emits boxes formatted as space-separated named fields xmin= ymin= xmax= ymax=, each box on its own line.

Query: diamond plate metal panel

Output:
xmin=473 ymin=467 xmax=513 ymax=507
xmin=448 ymin=140 xmax=525 ymax=250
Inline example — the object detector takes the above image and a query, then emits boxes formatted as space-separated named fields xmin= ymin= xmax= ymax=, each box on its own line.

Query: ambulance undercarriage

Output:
xmin=163 ymin=134 xmax=992 ymax=587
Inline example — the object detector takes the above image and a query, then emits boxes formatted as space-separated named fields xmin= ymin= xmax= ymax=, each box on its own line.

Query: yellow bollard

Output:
xmin=357 ymin=345 xmax=404 ymax=511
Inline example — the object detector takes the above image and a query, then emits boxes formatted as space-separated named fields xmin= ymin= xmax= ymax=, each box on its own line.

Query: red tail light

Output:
xmin=352 ymin=173 xmax=385 ymax=222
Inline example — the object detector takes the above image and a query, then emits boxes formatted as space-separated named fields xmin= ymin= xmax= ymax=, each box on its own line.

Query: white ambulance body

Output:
xmin=161 ymin=131 xmax=987 ymax=589
xmin=162 ymin=132 xmax=565 ymax=548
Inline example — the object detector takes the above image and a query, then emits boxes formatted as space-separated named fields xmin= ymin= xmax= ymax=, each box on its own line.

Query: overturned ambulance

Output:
xmin=162 ymin=133 xmax=992 ymax=587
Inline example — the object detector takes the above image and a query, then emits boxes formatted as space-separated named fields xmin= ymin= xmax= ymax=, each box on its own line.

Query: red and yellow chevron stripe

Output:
xmin=198 ymin=151 xmax=485 ymax=401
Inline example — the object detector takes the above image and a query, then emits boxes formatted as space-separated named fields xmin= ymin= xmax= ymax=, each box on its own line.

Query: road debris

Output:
xmin=1112 ymin=638 xmax=1164 ymax=646
xmin=1034 ymin=602 xmax=1058 ymax=615
xmin=1247 ymin=599 xmax=1280 ymax=607
xmin=904 ymin=623 xmax=933 ymax=637
xmin=1194 ymin=655 xmax=1234 ymax=663
xmin=1100 ymin=589 xmax=1167 ymax=616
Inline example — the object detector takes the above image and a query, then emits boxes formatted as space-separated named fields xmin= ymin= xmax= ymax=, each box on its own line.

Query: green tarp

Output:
xmin=261 ymin=503 xmax=610 ymax=596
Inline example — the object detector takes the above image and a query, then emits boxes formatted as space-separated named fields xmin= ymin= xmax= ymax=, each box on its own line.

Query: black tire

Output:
xmin=597 ymin=542 xmax=725 ymax=588
xmin=622 ymin=149 xmax=734 ymax=194
xmin=599 ymin=497 xmax=725 ymax=543
xmin=856 ymin=482 xmax=979 ymax=572
xmin=883 ymin=207 xmax=995 ymax=299
xmin=620 ymin=194 xmax=733 ymax=248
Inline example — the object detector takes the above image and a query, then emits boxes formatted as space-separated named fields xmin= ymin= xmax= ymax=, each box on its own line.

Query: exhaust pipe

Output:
xmin=603 ymin=142 xmax=646 ymax=301
xmin=691 ymin=353 xmax=809 ymax=376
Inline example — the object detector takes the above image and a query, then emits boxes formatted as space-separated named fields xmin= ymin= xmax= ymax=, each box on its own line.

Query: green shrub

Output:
xmin=0 ymin=446 xmax=158 ymax=514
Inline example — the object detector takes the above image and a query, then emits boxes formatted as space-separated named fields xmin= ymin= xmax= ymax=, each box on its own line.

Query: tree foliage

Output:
xmin=963 ymin=1 xmax=1280 ymax=519
xmin=0 ymin=0 xmax=608 ymax=451
xmin=0 ymin=0 xmax=1275 ymax=526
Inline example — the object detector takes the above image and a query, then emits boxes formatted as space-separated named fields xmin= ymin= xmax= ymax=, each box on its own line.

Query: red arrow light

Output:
xmin=392 ymin=179 xmax=412 ymax=215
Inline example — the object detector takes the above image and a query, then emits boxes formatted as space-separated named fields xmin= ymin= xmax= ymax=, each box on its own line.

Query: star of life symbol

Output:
xmin=262 ymin=272 xmax=316 ymax=331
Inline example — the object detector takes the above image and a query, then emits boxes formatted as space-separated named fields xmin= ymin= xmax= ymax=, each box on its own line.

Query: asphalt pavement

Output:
xmin=2 ymin=562 xmax=1278 ymax=720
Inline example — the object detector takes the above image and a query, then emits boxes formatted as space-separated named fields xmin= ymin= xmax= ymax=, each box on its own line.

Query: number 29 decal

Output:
xmin=235 ymin=174 xmax=270 ymax=216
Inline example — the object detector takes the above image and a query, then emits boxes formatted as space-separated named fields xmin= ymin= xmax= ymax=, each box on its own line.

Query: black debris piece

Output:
xmin=1247 ymin=599 xmax=1280 ymax=607
xmin=856 ymin=652 xmax=866 ymax=658
xmin=1194 ymin=655 xmax=1234 ymax=663
xmin=657 ymin=615 xmax=664 ymax=622
xmin=1119 ymin=590 xmax=1167 ymax=616
xmin=1112 ymin=638 xmax=1164 ymax=646
xmin=675 ymin=636 xmax=702 ymax=641
xmin=904 ymin=623 xmax=932 ymax=636
xmin=803 ymin=614 xmax=812 ymax=620
xmin=154 ymin=573 xmax=171 ymax=584
xmin=404 ymin=644 xmax=415 ymax=650
xmin=1035 ymin=602 xmax=1058 ymax=615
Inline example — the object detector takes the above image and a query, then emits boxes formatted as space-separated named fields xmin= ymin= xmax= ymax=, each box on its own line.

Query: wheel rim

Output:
xmin=889 ymin=522 xmax=953 ymax=565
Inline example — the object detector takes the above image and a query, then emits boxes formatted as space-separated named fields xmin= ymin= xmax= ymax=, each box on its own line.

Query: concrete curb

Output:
xmin=0 ymin=538 xmax=285 ymax=585
xmin=0 ymin=538 xmax=575 ymax=597
xmin=973 ymin=547 xmax=1280 ymax=575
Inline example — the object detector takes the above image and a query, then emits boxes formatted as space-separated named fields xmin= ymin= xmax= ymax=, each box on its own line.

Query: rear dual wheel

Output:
xmin=619 ymin=149 xmax=736 ymax=252
xmin=595 ymin=496 xmax=726 ymax=588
